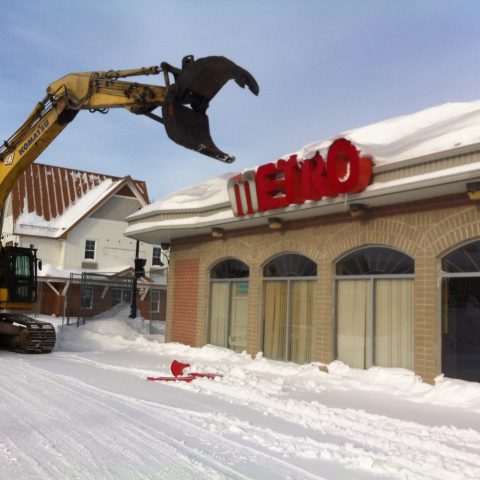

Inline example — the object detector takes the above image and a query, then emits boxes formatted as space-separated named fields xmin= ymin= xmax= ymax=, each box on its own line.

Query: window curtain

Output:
xmin=289 ymin=280 xmax=313 ymax=363
xmin=228 ymin=281 xmax=249 ymax=352
xmin=263 ymin=281 xmax=287 ymax=360
xmin=336 ymin=280 xmax=371 ymax=369
xmin=209 ymin=282 xmax=229 ymax=347
xmin=375 ymin=279 xmax=414 ymax=369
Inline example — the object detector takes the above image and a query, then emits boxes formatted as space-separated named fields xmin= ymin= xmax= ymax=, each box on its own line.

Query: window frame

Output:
xmin=440 ymin=240 xmax=480 ymax=382
xmin=152 ymin=247 xmax=162 ymax=266
xmin=150 ymin=290 xmax=161 ymax=312
xmin=208 ymin=258 xmax=249 ymax=352
xmin=84 ymin=239 xmax=96 ymax=261
xmin=334 ymin=246 xmax=415 ymax=369
xmin=261 ymin=253 xmax=317 ymax=363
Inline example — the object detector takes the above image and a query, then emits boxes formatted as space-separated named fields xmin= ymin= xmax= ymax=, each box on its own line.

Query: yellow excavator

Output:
xmin=0 ymin=54 xmax=259 ymax=353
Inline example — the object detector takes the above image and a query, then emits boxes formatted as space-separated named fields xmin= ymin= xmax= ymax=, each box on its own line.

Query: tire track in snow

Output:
xmin=176 ymin=373 xmax=480 ymax=480
xmin=32 ymin=353 xmax=480 ymax=479
xmin=0 ymin=361 xmax=248 ymax=480
xmin=0 ymin=358 xmax=326 ymax=480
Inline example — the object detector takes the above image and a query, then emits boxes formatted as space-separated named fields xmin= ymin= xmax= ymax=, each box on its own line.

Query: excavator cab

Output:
xmin=0 ymin=245 xmax=38 ymax=307
xmin=161 ymin=55 xmax=259 ymax=163
xmin=0 ymin=245 xmax=55 ymax=353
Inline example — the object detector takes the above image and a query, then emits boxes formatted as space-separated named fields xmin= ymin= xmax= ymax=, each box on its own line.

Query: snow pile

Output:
xmin=57 ymin=304 xmax=158 ymax=351
xmin=3 ymin=310 xmax=480 ymax=480
xmin=424 ymin=374 xmax=480 ymax=410
xmin=54 ymin=312 xmax=480 ymax=414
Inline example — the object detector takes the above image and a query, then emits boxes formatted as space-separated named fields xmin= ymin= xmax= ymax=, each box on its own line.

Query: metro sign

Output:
xmin=228 ymin=138 xmax=373 ymax=216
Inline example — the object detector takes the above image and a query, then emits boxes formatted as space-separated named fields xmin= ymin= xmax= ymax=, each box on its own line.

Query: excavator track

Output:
xmin=0 ymin=313 xmax=56 ymax=353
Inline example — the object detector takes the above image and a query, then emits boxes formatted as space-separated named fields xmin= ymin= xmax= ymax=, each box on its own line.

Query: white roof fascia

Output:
xmin=124 ymin=160 xmax=480 ymax=241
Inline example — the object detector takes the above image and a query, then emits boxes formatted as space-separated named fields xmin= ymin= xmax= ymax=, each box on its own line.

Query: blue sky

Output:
xmin=1 ymin=0 xmax=480 ymax=201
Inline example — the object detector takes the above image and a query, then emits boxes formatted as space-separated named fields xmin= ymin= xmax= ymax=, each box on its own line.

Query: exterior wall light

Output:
xmin=467 ymin=182 xmax=480 ymax=200
xmin=349 ymin=203 xmax=368 ymax=217
xmin=211 ymin=227 xmax=225 ymax=238
xmin=268 ymin=217 xmax=283 ymax=229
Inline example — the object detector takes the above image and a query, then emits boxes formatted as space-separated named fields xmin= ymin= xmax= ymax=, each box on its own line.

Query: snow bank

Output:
xmin=423 ymin=374 xmax=480 ymax=410
xmin=51 ymin=312 xmax=480 ymax=414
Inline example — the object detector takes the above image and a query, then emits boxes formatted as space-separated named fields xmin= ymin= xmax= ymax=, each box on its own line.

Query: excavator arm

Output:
xmin=0 ymin=54 xmax=259 ymax=210
xmin=0 ymin=54 xmax=258 ymax=353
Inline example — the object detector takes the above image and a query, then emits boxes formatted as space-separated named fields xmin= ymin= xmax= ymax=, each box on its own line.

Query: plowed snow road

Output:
xmin=1 ymin=345 xmax=480 ymax=480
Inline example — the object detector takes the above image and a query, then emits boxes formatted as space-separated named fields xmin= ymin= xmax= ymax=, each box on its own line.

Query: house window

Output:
xmin=81 ymin=286 xmax=93 ymax=310
xmin=152 ymin=247 xmax=162 ymax=266
xmin=209 ymin=259 xmax=249 ymax=353
xmin=151 ymin=290 xmax=161 ymax=312
xmin=84 ymin=240 xmax=96 ymax=260
xmin=335 ymin=246 xmax=414 ymax=370
xmin=262 ymin=254 xmax=316 ymax=364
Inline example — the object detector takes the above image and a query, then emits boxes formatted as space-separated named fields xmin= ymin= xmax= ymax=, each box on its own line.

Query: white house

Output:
xmin=1 ymin=162 xmax=168 ymax=319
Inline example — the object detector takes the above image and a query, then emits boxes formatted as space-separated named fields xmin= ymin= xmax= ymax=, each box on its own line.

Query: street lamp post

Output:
xmin=129 ymin=240 xmax=146 ymax=319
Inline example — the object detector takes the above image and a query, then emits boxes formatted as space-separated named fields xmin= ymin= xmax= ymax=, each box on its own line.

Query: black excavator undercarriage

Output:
xmin=0 ymin=313 xmax=56 ymax=353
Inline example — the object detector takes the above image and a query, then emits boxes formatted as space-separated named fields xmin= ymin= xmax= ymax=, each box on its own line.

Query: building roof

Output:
xmin=124 ymin=100 xmax=480 ymax=244
xmin=11 ymin=163 xmax=149 ymax=239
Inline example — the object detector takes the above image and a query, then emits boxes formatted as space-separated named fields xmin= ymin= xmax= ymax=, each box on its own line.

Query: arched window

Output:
xmin=336 ymin=246 xmax=414 ymax=370
xmin=441 ymin=240 xmax=480 ymax=382
xmin=209 ymin=259 xmax=249 ymax=352
xmin=336 ymin=246 xmax=414 ymax=275
xmin=262 ymin=254 xmax=316 ymax=364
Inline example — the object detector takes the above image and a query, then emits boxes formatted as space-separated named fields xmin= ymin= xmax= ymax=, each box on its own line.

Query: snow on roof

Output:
xmin=15 ymin=178 xmax=120 ymax=238
xmin=11 ymin=163 xmax=149 ymax=238
xmin=129 ymin=172 xmax=234 ymax=217
xmin=38 ymin=263 xmax=133 ymax=278
xmin=130 ymin=100 xmax=480 ymax=219
xmin=295 ymin=100 xmax=480 ymax=166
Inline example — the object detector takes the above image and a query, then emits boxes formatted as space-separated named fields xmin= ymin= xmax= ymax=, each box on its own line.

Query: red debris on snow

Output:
xmin=146 ymin=360 xmax=223 ymax=382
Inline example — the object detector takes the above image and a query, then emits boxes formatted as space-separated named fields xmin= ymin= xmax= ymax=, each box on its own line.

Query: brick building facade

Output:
xmin=126 ymin=100 xmax=480 ymax=383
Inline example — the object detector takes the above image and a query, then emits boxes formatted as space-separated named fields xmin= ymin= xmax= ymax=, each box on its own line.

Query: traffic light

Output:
xmin=134 ymin=258 xmax=146 ymax=278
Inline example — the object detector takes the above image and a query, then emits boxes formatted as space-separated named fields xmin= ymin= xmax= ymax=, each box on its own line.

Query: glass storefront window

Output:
xmin=262 ymin=254 xmax=316 ymax=364
xmin=336 ymin=247 xmax=414 ymax=370
xmin=209 ymin=259 xmax=249 ymax=353
xmin=441 ymin=240 xmax=480 ymax=382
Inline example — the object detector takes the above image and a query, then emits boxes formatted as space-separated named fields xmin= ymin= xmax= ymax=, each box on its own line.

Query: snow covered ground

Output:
xmin=1 ymin=307 xmax=480 ymax=480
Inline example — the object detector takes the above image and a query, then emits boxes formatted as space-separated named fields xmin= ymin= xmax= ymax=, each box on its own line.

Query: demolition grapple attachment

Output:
xmin=161 ymin=55 xmax=259 ymax=163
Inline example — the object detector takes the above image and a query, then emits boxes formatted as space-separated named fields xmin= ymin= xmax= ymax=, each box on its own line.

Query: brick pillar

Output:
xmin=314 ymin=257 xmax=334 ymax=363
xmin=413 ymin=251 xmax=440 ymax=383
xmin=246 ymin=264 xmax=261 ymax=355
xmin=170 ymin=259 xmax=200 ymax=346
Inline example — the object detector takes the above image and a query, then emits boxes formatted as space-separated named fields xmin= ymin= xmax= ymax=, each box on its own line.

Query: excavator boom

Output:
xmin=0 ymin=55 xmax=258 ymax=208
xmin=0 ymin=54 xmax=258 ymax=353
